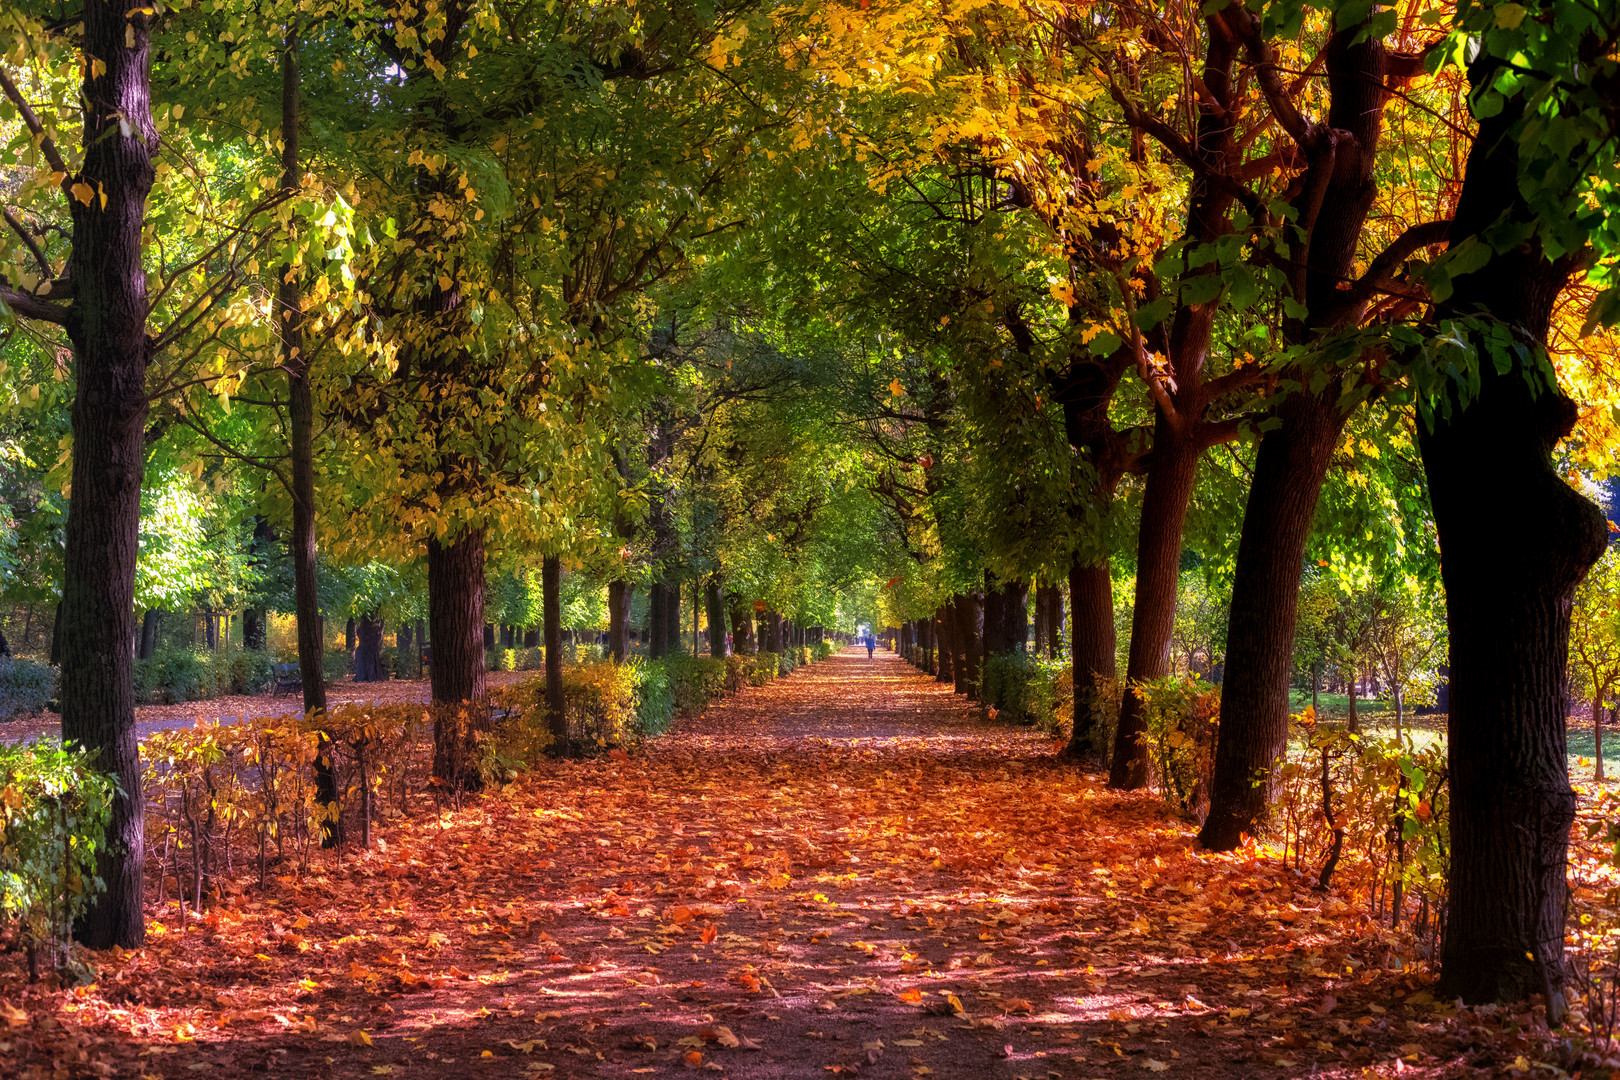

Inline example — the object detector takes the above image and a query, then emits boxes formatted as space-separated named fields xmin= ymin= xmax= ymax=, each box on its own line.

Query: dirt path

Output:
xmin=1 ymin=649 xmax=1513 ymax=1078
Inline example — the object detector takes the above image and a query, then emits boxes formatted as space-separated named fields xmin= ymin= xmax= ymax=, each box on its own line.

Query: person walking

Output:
xmin=865 ymin=632 xmax=876 ymax=661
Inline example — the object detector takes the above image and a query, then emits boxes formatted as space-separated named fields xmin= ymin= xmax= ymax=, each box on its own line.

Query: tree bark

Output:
xmin=354 ymin=611 xmax=384 ymax=682
xmin=705 ymin=579 xmax=727 ymax=658
xmin=138 ymin=608 xmax=160 ymax=660
xmin=607 ymin=580 xmax=632 ymax=663
xmin=1200 ymin=390 xmax=1345 ymax=845
xmin=1065 ymin=558 xmax=1118 ymax=760
xmin=1423 ymin=76 xmax=1607 ymax=1009
xmin=57 ymin=0 xmax=161 ymax=949
xmin=1109 ymin=427 xmax=1200 ymax=788
xmin=543 ymin=554 xmax=565 ymax=748
xmin=1202 ymin=22 xmax=1398 ymax=848
xmin=398 ymin=623 xmax=413 ymax=652
xmin=935 ymin=606 xmax=954 ymax=683
xmin=427 ymin=528 xmax=489 ymax=790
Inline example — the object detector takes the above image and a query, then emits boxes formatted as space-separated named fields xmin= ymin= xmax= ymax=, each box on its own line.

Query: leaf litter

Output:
xmin=0 ymin=652 xmax=1576 ymax=1077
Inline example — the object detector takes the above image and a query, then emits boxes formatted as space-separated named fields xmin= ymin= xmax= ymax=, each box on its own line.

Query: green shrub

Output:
xmin=629 ymin=659 xmax=676 ymax=737
xmin=661 ymin=654 xmax=727 ymax=714
xmin=0 ymin=739 xmax=115 ymax=975
xmin=486 ymin=647 xmax=512 ymax=672
xmin=230 ymin=651 xmax=274 ymax=695
xmin=515 ymin=647 xmax=544 ymax=671
xmin=811 ymin=641 xmax=833 ymax=663
xmin=750 ymin=652 xmax=779 ymax=686
xmin=323 ymin=649 xmax=351 ymax=685
xmin=724 ymin=653 xmax=754 ymax=692
xmin=489 ymin=661 xmax=641 ymax=762
xmin=1135 ymin=674 xmax=1220 ymax=819
xmin=983 ymin=651 xmax=1067 ymax=734
xmin=0 ymin=659 xmax=56 ymax=720
xmin=135 ymin=647 xmax=216 ymax=704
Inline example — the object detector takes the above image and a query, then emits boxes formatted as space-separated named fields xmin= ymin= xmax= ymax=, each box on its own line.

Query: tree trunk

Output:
xmin=205 ymin=613 xmax=218 ymax=651
xmin=648 ymin=581 xmax=672 ymax=659
xmin=935 ymin=607 xmax=953 ymax=683
xmin=344 ymin=617 xmax=356 ymax=656
xmin=731 ymin=600 xmax=754 ymax=655
xmin=1200 ymin=22 xmax=1400 ymax=847
xmin=543 ymin=554 xmax=565 ymax=749
xmin=57 ymin=0 xmax=161 ymax=950
xmin=1005 ymin=581 xmax=1028 ymax=652
xmin=608 ymin=580 xmax=632 ymax=663
xmin=952 ymin=592 xmax=985 ymax=699
xmin=705 ymin=579 xmax=727 ymax=658
xmin=1065 ymin=558 xmax=1117 ymax=759
xmin=1201 ymin=392 xmax=1344 ymax=847
xmin=1110 ymin=429 xmax=1200 ymax=789
xmin=398 ymin=623 xmax=413 ymax=652
xmin=242 ymin=608 xmax=264 ymax=651
xmin=138 ymin=608 xmax=159 ymax=660
xmin=982 ymin=580 xmax=1006 ymax=658
xmin=427 ymin=528 xmax=489 ymax=791
xmin=354 ymin=611 xmax=384 ymax=682
xmin=274 ymin=28 xmax=340 ymax=844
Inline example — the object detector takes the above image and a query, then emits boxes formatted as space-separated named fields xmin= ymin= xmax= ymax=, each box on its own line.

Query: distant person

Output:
xmin=865 ymin=633 xmax=875 ymax=660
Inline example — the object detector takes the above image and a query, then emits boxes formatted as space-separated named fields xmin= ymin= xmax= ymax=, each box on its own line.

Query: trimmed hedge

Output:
xmin=0 ymin=658 xmax=57 ymax=720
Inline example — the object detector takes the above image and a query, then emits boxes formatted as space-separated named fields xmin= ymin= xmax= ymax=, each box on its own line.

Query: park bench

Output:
xmin=271 ymin=662 xmax=301 ymax=695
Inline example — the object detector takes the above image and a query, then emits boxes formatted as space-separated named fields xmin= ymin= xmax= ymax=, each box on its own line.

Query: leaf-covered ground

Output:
xmin=0 ymin=650 xmax=1565 ymax=1078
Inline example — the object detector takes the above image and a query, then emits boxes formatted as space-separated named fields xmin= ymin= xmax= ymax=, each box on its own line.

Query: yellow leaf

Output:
xmin=889 ymin=379 xmax=905 ymax=396
xmin=71 ymin=182 xmax=95 ymax=206
xmin=348 ymin=1029 xmax=372 ymax=1047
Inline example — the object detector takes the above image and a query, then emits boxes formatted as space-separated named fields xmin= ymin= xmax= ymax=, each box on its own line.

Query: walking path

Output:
xmin=5 ymin=648 xmax=1474 ymax=1078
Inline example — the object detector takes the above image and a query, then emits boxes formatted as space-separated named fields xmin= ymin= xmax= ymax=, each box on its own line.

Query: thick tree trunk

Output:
xmin=706 ymin=579 xmax=727 ymax=658
xmin=1423 ymin=87 xmax=1606 ymax=1010
xmin=1065 ymin=558 xmax=1118 ymax=759
xmin=1005 ymin=581 xmax=1028 ymax=651
xmin=138 ymin=608 xmax=159 ymax=660
xmin=982 ymin=581 xmax=1006 ymax=658
xmin=1201 ymin=391 xmax=1344 ymax=847
xmin=398 ymin=624 xmax=413 ymax=652
xmin=607 ymin=580 xmax=632 ymax=663
xmin=1110 ymin=429 xmax=1200 ymax=788
xmin=935 ymin=607 xmax=954 ymax=683
xmin=427 ymin=529 xmax=489 ymax=791
xmin=543 ymin=554 xmax=565 ymax=748
xmin=354 ymin=611 xmax=384 ymax=682
xmin=242 ymin=608 xmax=264 ymax=651
xmin=344 ymin=617 xmax=356 ymax=656
xmin=730 ymin=600 xmax=754 ymax=655
xmin=58 ymin=0 xmax=162 ymax=949
xmin=500 ymin=624 xmax=514 ymax=649
xmin=953 ymin=593 xmax=985 ymax=699
xmin=647 ymin=581 xmax=670 ymax=659
xmin=1202 ymin=23 xmax=1398 ymax=848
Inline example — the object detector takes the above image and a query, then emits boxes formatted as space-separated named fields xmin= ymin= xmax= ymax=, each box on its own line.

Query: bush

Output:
xmin=982 ymin=651 xmax=1067 ymax=734
xmin=1134 ymin=674 xmax=1220 ymax=820
xmin=515 ymin=647 xmax=544 ymax=672
xmin=661 ymin=654 xmax=727 ymax=714
xmin=323 ymin=649 xmax=351 ymax=685
xmin=486 ymin=647 xmax=514 ymax=672
xmin=811 ymin=640 xmax=833 ymax=663
xmin=136 ymin=647 xmax=217 ymax=704
xmin=630 ymin=659 xmax=676 ymax=737
xmin=144 ymin=704 xmax=430 ymax=892
xmin=750 ymin=652 xmax=779 ymax=687
xmin=230 ymin=651 xmax=274 ymax=695
xmin=489 ymin=662 xmax=640 ymax=761
xmin=0 ymin=658 xmax=56 ymax=720
xmin=725 ymin=653 xmax=754 ymax=693
xmin=0 ymin=739 xmax=115 ymax=975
